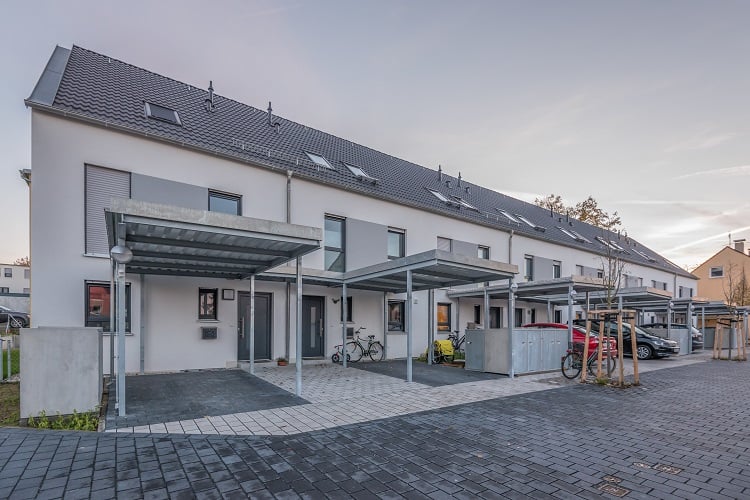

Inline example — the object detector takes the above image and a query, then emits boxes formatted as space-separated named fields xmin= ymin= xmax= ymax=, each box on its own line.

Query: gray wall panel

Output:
xmin=131 ymin=174 xmax=208 ymax=211
xmin=346 ymin=218 xmax=387 ymax=271
xmin=534 ymin=256 xmax=554 ymax=281
xmin=452 ymin=239 xmax=478 ymax=258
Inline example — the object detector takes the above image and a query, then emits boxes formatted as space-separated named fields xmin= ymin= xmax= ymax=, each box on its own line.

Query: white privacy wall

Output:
xmin=31 ymin=112 xmax=697 ymax=372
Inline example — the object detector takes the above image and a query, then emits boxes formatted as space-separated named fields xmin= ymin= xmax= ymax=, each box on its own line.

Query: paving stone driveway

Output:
xmin=1 ymin=359 xmax=748 ymax=499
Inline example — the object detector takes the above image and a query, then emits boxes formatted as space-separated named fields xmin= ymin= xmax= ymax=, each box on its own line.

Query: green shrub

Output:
xmin=28 ymin=408 xmax=98 ymax=431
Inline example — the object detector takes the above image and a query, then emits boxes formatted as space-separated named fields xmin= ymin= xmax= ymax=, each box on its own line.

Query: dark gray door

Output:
xmin=302 ymin=296 xmax=325 ymax=357
xmin=238 ymin=292 xmax=272 ymax=361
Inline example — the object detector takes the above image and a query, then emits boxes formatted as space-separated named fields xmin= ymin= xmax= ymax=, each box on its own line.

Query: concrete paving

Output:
xmin=0 ymin=356 xmax=748 ymax=499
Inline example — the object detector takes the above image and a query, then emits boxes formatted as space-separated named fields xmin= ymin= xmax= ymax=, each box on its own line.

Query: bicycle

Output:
xmin=432 ymin=339 xmax=455 ymax=364
xmin=344 ymin=327 xmax=384 ymax=362
xmin=330 ymin=344 xmax=351 ymax=364
xmin=561 ymin=342 xmax=617 ymax=380
xmin=447 ymin=330 xmax=465 ymax=354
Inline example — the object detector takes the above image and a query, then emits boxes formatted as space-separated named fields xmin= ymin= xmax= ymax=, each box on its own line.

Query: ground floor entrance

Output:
xmin=302 ymin=295 xmax=325 ymax=357
xmin=237 ymin=292 xmax=272 ymax=361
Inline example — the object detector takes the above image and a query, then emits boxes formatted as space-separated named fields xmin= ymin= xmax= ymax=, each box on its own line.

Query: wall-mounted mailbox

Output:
xmin=201 ymin=327 xmax=218 ymax=340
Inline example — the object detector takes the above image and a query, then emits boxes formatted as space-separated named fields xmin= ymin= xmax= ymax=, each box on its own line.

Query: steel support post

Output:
xmin=484 ymin=288 xmax=490 ymax=332
xmin=295 ymin=259 xmax=303 ymax=396
xmin=406 ymin=270 xmax=413 ymax=382
xmin=567 ymin=284 xmax=574 ymax=347
xmin=342 ymin=283 xmax=348 ymax=368
xmin=116 ymin=261 xmax=127 ymax=417
xmin=249 ymin=275 xmax=256 ymax=375
xmin=109 ymin=260 xmax=115 ymax=384
xmin=139 ymin=274 xmax=145 ymax=374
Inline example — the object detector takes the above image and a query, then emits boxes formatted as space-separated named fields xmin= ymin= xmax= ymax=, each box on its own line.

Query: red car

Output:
xmin=521 ymin=322 xmax=618 ymax=357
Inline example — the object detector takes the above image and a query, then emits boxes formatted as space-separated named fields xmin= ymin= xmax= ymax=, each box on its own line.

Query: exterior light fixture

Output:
xmin=110 ymin=245 xmax=133 ymax=264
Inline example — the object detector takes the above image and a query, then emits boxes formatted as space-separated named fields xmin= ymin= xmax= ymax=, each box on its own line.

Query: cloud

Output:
xmin=661 ymin=225 xmax=750 ymax=253
xmin=614 ymin=199 xmax=722 ymax=206
xmin=664 ymin=132 xmax=738 ymax=153
xmin=676 ymin=164 xmax=750 ymax=180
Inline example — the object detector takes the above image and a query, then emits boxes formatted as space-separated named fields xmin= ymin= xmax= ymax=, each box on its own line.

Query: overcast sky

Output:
xmin=2 ymin=0 xmax=749 ymax=269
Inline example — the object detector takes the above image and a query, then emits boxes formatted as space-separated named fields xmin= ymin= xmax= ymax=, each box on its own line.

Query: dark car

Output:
xmin=641 ymin=323 xmax=703 ymax=351
xmin=574 ymin=319 xmax=679 ymax=360
xmin=0 ymin=306 xmax=29 ymax=328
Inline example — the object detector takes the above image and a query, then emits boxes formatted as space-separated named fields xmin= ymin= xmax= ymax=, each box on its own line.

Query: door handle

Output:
xmin=239 ymin=317 xmax=245 ymax=339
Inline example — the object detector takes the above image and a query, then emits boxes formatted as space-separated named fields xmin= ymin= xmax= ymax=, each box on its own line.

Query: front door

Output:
xmin=302 ymin=295 xmax=325 ymax=357
xmin=238 ymin=292 xmax=272 ymax=361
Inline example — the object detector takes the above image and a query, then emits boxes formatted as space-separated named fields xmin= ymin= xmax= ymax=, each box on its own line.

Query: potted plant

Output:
xmin=276 ymin=357 xmax=288 ymax=366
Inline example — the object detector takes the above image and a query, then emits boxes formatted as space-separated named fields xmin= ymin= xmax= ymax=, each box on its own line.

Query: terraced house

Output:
xmin=25 ymin=45 xmax=698 ymax=378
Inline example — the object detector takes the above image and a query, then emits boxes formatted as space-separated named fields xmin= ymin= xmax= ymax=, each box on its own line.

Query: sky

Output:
xmin=1 ymin=0 xmax=749 ymax=270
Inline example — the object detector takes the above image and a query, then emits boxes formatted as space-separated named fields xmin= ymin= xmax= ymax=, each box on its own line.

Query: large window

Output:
xmin=85 ymin=282 xmax=130 ymax=332
xmin=710 ymin=266 xmax=724 ymax=278
xmin=388 ymin=301 xmax=405 ymax=331
xmin=324 ymin=216 xmax=346 ymax=272
xmin=209 ymin=191 xmax=241 ymax=215
xmin=199 ymin=288 xmax=218 ymax=320
xmin=524 ymin=255 xmax=534 ymax=281
xmin=388 ymin=228 xmax=405 ymax=260
xmin=437 ymin=303 xmax=452 ymax=332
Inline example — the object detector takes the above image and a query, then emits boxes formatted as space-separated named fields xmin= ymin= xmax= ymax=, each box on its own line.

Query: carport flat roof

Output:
xmin=105 ymin=198 xmax=322 ymax=278
xmin=447 ymin=276 xmax=606 ymax=303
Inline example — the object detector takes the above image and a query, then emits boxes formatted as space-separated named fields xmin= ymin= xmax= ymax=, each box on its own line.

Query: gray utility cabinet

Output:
xmin=465 ymin=328 xmax=568 ymax=375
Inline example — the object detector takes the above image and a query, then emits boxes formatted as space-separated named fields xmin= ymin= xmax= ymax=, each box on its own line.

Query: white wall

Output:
xmin=0 ymin=264 xmax=30 ymax=294
xmin=31 ymin=112 xmax=698 ymax=372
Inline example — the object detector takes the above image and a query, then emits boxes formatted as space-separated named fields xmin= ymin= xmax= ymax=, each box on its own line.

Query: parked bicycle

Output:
xmin=432 ymin=339 xmax=455 ymax=364
xmin=343 ymin=327 xmax=384 ymax=362
xmin=447 ymin=330 xmax=465 ymax=354
xmin=561 ymin=342 xmax=616 ymax=379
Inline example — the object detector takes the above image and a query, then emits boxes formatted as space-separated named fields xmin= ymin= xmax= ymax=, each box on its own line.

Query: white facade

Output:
xmin=0 ymin=264 xmax=30 ymax=295
xmin=30 ymin=110 xmax=698 ymax=374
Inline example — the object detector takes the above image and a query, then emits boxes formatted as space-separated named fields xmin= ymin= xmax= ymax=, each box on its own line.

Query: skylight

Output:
xmin=515 ymin=214 xmax=546 ymax=232
xmin=596 ymin=236 xmax=619 ymax=250
xmin=344 ymin=163 xmax=378 ymax=183
xmin=558 ymin=226 xmax=591 ymax=243
xmin=427 ymin=189 xmax=451 ymax=203
xmin=497 ymin=209 xmax=521 ymax=224
xmin=633 ymin=248 xmax=657 ymax=262
xmin=305 ymin=152 xmax=334 ymax=170
xmin=609 ymin=240 xmax=626 ymax=251
xmin=145 ymin=102 xmax=181 ymax=125
xmin=453 ymin=197 xmax=479 ymax=211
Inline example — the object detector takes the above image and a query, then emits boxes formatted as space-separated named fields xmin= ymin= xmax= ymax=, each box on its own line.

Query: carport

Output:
xmin=105 ymin=198 xmax=322 ymax=416
xmin=340 ymin=250 xmax=517 ymax=382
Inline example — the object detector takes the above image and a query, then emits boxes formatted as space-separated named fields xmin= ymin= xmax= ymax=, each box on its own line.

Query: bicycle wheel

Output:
xmin=587 ymin=355 xmax=616 ymax=377
xmin=345 ymin=341 xmax=363 ymax=362
xmin=368 ymin=342 xmax=385 ymax=362
xmin=432 ymin=347 xmax=443 ymax=364
xmin=561 ymin=352 xmax=582 ymax=379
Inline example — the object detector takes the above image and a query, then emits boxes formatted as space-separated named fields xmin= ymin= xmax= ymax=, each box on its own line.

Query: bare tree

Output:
xmin=723 ymin=263 xmax=750 ymax=309
xmin=599 ymin=235 xmax=627 ymax=309
xmin=533 ymin=194 xmax=566 ymax=213
xmin=533 ymin=194 xmax=622 ymax=231
xmin=13 ymin=256 xmax=30 ymax=267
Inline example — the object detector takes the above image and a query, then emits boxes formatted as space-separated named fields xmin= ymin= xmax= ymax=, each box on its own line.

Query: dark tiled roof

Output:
xmin=27 ymin=45 xmax=694 ymax=279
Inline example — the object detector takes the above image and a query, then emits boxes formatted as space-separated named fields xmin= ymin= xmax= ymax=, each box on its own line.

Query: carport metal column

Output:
xmin=483 ymin=288 xmax=490 ymax=332
xmin=406 ymin=269 xmax=413 ymax=382
xmin=295 ymin=259 xmax=303 ymax=396
xmin=383 ymin=292 xmax=388 ymax=359
xmin=341 ymin=283 xmax=348 ymax=368
xmin=427 ymin=289 xmax=434 ymax=365
xmin=508 ymin=278 xmax=516 ymax=379
xmin=109 ymin=260 xmax=115 ymax=384
xmin=116 ymin=257 xmax=127 ymax=416
xmin=249 ymin=275 xmax=256 ymax=375
xmin=567 ymin=284 xmax=574 ymax=347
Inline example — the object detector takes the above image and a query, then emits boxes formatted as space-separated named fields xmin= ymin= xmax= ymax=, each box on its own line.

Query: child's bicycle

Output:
xmin=331 ymin=344 xmax=351 ymax=364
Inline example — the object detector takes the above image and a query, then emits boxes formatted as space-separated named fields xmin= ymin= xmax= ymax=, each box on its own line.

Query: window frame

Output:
xmin=198 ymin=288 xmax=219 ymax=321
xmin=437 ymin=303 xmax=452 ymax=332
xmin=709 ymin=266 xmax=724 ymax=278
xmin=524 ymin=255 xmax=534 ymax=281
xmin=340 ymin=297 xmax=353 ymax=323
xmin=144 ymin=102 xmax=182 ymax=126
xmin=324 ymin=215 xmax=346 ymax=272
xmin=0 ymin=287 xmax=9 ymax=294
xmin=437 ymin=237 xmax=452 ymax=252
xmin=305 ymin=151 xmax=335 ymax=170
xmin=473 ymin=304 xmax=481 ymax=325
xmin=3 ymin=268 xmax=12 ymax=278
xmin=85 ymin=281 xmax=131 ymax=333
xmin=388 ymin=301 xmax=405 ymax=332
xmin=387 ymin=228 xmax=406 ymax=260
xmin=553 ymin=261 xmax=562 ymax=279
xmin=478 ymin=245 xmax=490 ymax=260
xmin=208 ymin=190 xmax=242 ymax=215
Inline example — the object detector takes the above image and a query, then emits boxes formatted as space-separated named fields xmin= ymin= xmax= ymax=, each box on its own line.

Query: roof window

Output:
xmin=558 ymin=226 xmax=591 ymax=243
xmin=516 ymin=214 xmax=546 ymax=232
xmin=145 ymin=102 xmax=181 ymax=125
xmin=305 ymin=152 xmax=335 ymax=170
xmin=596 ymin=236 xmax=618 ymax=250
xmin=633 ymin=248 xmax=657 ymax=262
xmin=452 ymin=197 xmax=479 ymax=211
xmin=344 ymin=163 xmax=378 ymax=183
xmin=497 ymin=209 xmax=521 ymax=224
xmin=427 ymin=189 xmax=460 ymax=206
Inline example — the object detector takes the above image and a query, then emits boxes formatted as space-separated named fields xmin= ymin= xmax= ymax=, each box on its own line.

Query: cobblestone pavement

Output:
xmin=2 ymin=357 xmax=749 ymax=499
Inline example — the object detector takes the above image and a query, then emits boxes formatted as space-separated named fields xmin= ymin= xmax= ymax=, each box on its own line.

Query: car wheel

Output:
xmin=9 ymin=318 xmax=24 ymax=328
xmin=636 ymin=344 xmax=653 ymax=360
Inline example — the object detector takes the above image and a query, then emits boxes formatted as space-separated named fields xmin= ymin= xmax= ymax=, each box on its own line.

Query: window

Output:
xmin=388 ymin=228 xmax=405 ymax=260
xmin=710 ymin=266 xmax=724 ymax=278
xmin=0 ymin=287 xmax=8 ymax=294
xmin=597 ymin=269 xmax=604 ymax=279
xmin=437 ymin=303 xmax=452 ymax=332
xmin=529 ymin=309 xmax=536 ymax=323
xmin=634 ymin=248 xmax=657 ymax=262
xmin=198 ymin=288 xmax=218 ymax=320
xmin=344 ymin=163 xmax=378 ymax=182
xmin=85 ymin=165 xmax=131 ymax=255
xmin=86 ymin=282 xmax=131 ymax=332
xmin=515 ymin=214 xmax=545 ymax=232
xmin=514 ymin=308 xmax=523 ymax=327
xmin=553 ymin=261 xmax=562 ymax=279
xmin=208 ymin=191 xmax=241 ymax=215
xmin=3 ymin=268 xmax=10 ymax=278
xmin=575 ymin=265 xmax=584 ymax=276
xmin=497 ymin=209 xmax=521 ymax=224
xmin=145 ymin=102 xmax=181 ymax=125
xmin=437 ymin=237 xmax=452 ymax=252
xmin=305 ymin=152 xmax=334 ymax=170
xmin=524 ymin=255 xmax=534 ymax=281
xmin=558 ymin=227 xmax=591 ymax=243
xmin=324 ymin=216 xmax=345 ymax=272
xmin=554 ymin=310 xmax=562 ymax=323
xmin=473 ymin=305 xmax=481 ymax=324
xmin=453 ymin=197 xmax=479 ymax=211
xmin=340 ymin=297 xmax=353 ymax=322
xmin=427 ymin=189 xmax=451 ymax=203
xmin=22 ymin=288 xmax=30 ymax=294
xmin=596 ymin=236 xmax=617 ymax=250
xmin=679 ymin=286 xmax=683 ymax=298
xmin=388 ymin=301 xmax=405 ymax=331
xmin=478 ymin=246 xmax=490 ymax=259
xmin=23 ymin=269 xmax=30 ymax=279
xmin=490 ymin=307 xmax=503 ymax=328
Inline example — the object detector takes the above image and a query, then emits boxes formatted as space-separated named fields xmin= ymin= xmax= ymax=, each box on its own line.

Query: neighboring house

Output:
xmin=694 ymin=239 xmax=750 ymax=305
xmin=0 ymin=264 xmax=30 ymax=313
xmin=25 ymin=45 xmax=698 ymax=374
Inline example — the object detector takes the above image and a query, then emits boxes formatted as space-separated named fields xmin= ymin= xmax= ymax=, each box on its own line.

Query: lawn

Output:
xmin=0 ymin=349 xmax=20 ymax=378
xmin=0 ymin=383 xmax=19 ymax=426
